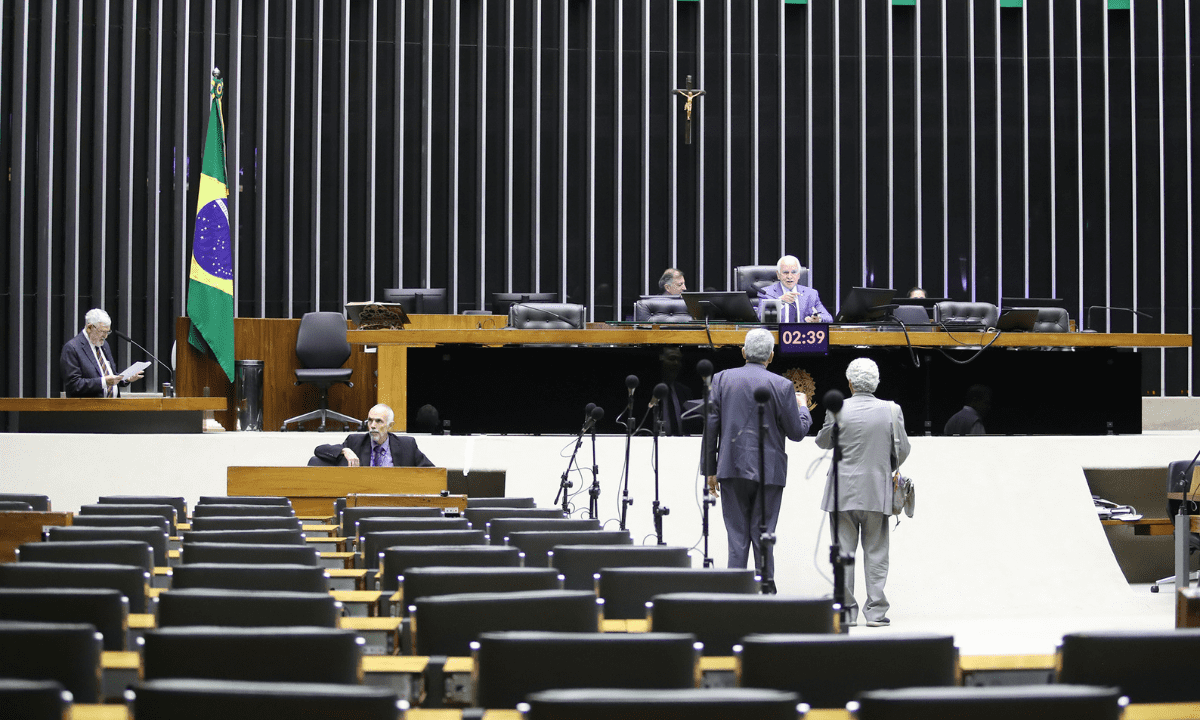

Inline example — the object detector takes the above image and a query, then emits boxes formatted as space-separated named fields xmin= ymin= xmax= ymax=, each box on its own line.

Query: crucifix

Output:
xmin=672 ymin=75 xmax=705 ymax=145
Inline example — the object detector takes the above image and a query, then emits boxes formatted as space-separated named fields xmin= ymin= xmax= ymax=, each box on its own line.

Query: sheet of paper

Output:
xmin=121 ymin=361 xmax=151 ymax=381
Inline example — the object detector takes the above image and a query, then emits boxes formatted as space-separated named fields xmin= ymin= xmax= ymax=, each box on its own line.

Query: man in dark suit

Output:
xmin=60 ymin=308 xmax=143 ymax=397
xmin=703 ymin=328 xmax=812 ymax=577
xmin=335 ymin=403 xmax=435 ymax=467
xmin=757 ymin=254 xmax=832 ymax=323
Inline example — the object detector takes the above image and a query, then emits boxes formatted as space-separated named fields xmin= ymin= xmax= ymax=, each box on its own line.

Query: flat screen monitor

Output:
xmin=1000 ymin=297 xmax=1066 ymax=310
xmin=996 ymin=308 xmax=1040 ymax=331
xmin=492 ymin=292 xmax=559 ymax=319
xmin=680 ymin=291 xmax=760 ymax=323
xmin=893 ymin=296 xmax=947 ymax=308
xmin=382 ymin=288 xmax=448 ymax=315
xmin=834 ymin=287 xmax=898 ymax=323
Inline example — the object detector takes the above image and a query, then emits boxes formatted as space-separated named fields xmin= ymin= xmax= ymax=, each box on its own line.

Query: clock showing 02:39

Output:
xmin=778 ymin=323 xmax=830 ymax=355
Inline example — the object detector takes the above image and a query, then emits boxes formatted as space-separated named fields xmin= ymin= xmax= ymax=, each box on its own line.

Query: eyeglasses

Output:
xmin=779 ymin=269 xmax=800 ymax=276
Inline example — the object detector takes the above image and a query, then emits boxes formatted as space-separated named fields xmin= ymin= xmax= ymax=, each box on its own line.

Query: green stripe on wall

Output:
xmin=893 ymin=0 xmax=916 ymax=5
xmin=1108 ymin=0 xmax=1130 ymax=8
xmin=1000 ymin=0 xmax=1023 ymax=8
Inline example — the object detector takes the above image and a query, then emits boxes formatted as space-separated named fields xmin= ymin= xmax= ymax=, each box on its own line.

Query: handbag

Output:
xmin=888 ymin=401 xmax=914 ymax=520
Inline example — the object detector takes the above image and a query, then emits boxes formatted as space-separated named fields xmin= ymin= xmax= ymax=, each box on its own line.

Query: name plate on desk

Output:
xmin=778 ymin=323 xmax=830 ymax=355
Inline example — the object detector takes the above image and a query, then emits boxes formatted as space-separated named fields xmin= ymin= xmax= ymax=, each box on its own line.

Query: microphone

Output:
xmin=649 ymin=383 xmax=669 ymax=409
xmin=584 ymin=402 xmax=596 ymax=419
xmin=626 ymin=375 xmax=640 ymax=396
xmin=697 ymin=359 xmax=713 ymax=389
xmin=823 ymin=389 xmax=845 ymax=417
xmin=753 ymin=386 xmax=770 ymax=404
xmin=582 ymin=405 xmax=604 ymax=433
xmin=1084 ymin=305 xmax=1153 ymax=332
xmin=110 ymin=329 xmax=173 ymax=390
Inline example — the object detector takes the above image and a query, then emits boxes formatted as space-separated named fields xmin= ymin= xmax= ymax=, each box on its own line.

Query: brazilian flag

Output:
xmin=186 ymin=68 xmax=235 ymax=382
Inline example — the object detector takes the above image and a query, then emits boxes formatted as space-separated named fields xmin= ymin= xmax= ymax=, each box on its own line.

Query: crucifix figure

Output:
xmin=672 ymin=75 xmax=705 ymax=145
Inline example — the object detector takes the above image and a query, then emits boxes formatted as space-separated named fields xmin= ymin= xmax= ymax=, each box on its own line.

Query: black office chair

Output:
xmin=934 ymin=301 xmax=1000 ymax=329
xmin=507 ymin=530 xmax=633 ymax=567
xmin=192 ymin=503 xmax=296 ymax=518
xmin=0 ymin=679 xmax=72 ymax=720
xmin=463 ymin=507 xmax=565 ymax=530
xmin=520 ymin=688 xmax=803 ymax=720
xmin=129 ymin=678 xmax=403 ymax=720
xmin=508 ymin=303 xmax=587 ymax=329
xmin=851 ymin=685 xmax=1124 ymax=720
xmin=1032 ymin=307 xmax=1071 ymax=333
xmin=397 ymin=566 xmax=563 ymax=615
xmin=340 ymin=506 xmax=445 ymax=537
xmin=281 ymin=311 xmax=361 ymax=431
xmin=735 ymin=265 xmax=809 ymax=297
xmin=181 ymin=529 xmax=306 ymax=545
xmin=360 ymin=529 xmax=486 ymax=571
xmin=1151 ymin=459 xmax=1200 ymax=592
xmin=188 ymin=516 xmax=303 ymax=532
xmin=486 ymin=517 xmax=600 ymax=545
xmin=197 ymin=495 xmax=293 ymax=507
xmin=634 ymin=297 xmax=693 ymax=323
xmin=70 ymin=514 xmax=172 ymax=534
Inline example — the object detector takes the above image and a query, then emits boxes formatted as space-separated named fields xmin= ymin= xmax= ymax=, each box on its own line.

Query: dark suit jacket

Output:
xmin=316 ymin=433 xmax=435 ymax=467
xmin=757 ymin=281 xmax=833 ymax=323
xmin=703 ymin=363 xmax=812 ymax=486
xmin=60 ymin=331 xmax=123 ymax=398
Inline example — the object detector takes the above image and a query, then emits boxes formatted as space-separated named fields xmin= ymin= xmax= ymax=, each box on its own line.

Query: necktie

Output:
xmin=372 ymin=444 xmax=384 ymax=467
xmin=95 ymin=346 xmax=112 ymax=398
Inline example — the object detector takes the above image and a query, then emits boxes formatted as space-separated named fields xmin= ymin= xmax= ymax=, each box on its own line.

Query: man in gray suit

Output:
xmin=704 ymin=328 xmax=812 ymax=579
xmin=816 ymin=358 xmax=910 ymax=627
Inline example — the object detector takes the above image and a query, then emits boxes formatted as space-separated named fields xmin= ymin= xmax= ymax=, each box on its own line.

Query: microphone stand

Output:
xmin=111 ymin=330 xmax=174 ymax=395
xmin=1173 ymin=447 xmax=1200 ymax=590
xmin=651 ymin=387 xmax=669 ymax=545
xmin=754 ymin=388 xmax=776 ymax=594
xmin=556 ymin=417 xmax=593 ymax=515
xmin=619 ymin=381 xmax=637 ymax=531
xmin=588 ymin=411 xmax=602 ymax=520
xmin=699 ymin=363 xmax=716 ymax=568
xmin=824 ymin=390 xmax=853 ymax=632
xmin=1084 ymin=305 xmax=1153 ymax=332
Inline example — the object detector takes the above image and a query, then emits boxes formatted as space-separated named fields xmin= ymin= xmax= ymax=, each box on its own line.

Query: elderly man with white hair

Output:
xmin=757 ymin=255 xmax=832 ymax=323
xmin=815 ymin=357 xmax=910 ymax=627
xmin=59 ymin=308 xmax=144 ymax=397
xmin=704 ymin=328 xmax=812 ymax=586
xmin=327 ymin=403 xmax=435 ymax=468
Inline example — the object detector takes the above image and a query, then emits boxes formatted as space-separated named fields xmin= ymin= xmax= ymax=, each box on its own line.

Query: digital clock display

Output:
xmin=778 ymin=323 xmax=830 ymax=354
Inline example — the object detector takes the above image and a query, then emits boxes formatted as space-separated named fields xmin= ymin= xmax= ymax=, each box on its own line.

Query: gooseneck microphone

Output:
xmin=581 ymin=405 xmax=604 ymax=433
xmin=823 ymin=389 xmax=845 ymax=415
xmin=626 ymin=374 xmax=640 ymax=395
xmin=697 ymin=359 xmax=713 ymax=388
xmin=649 ymin=382 xmax=669 ymax=409
xmin=754 ymin=386 xmax=770 ymax=404
xmin=110 ymin=329 xmax=174 ymax=392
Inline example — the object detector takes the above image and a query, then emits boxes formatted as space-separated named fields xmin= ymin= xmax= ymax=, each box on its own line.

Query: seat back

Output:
xmin=508 ymin=303 xmax=587 ymax=329
xmin=1032 ymin=307 xmax=1070 ymax=333
xmin=852 ymin=686 xmax=1123 ymax=720
xmin=0 ymin=678 xmax=71 ymax=720
xmin=180 ymin=542 xmax=320 ymax=566
xmin=1167 ymin=459 xmax=1200 ymax=517
xmin=0 ymin=562 xmax=150 ymax=613
xmin=45 ymin=526 xmax=168 ymax=566
xmin=98 ymin=495 xmax=188 ymax=523
xmin=170 ymin=563 xmax=331 ymax=593
xmin=130 ymin=678 xmax=402 ymax=720
xmin=188 ymin=516 xmax=304 ymax=532
xmin=507 ymin=530 xmax=632 ymax=567
xmin=0 ymin=588 xmax=129 ymax=651
xmin=0 ymin=500 xmax=35 ymax=511
xmin=361 ymin=529 xmax=487 ymax=570
xmin=467 ymin=496 xmax=537 ymax=509
xmin=521 ymin=688 xmax=803 ymax=720
xmin=1057 ymin=629 xmax=1200 ymax=702
xmin=488 ymin=517 xmax=600 ymax=544
xmin=735 ymin=265 xmax=809 ymax=295
xmin=549 ymin=545 xmax=692 ymax=591
xmin=78 ymin=503 xmax=177 ymax=532
xmin=155 ymin=589 xmax=341 ymax=628
xmin=597 ymin=567 xmax=758 ymax=620
xmin=296 ymin=311 xmax=352 ymax=369
xmin=0 ymin=621 xmax=103 ymax=703
xmin=0 ymin=493 xmax=51 ymax=511
xmin=463 ymin=507 xmax=565 ymax=529
xmin=198 ymin=495 xmax=293 ymax=507
xmin=411 ymin=589 xmax=601 ymax=656
xmin=491 ymin=292 xmax=559 ymax=319
xmin=181 ymin=529 xmax=306 ymax=545
xmin=141 ymin=627 xmax=363 ymax=684
xmin=634 ymin=297 xmax=693 ymax=323
xmin=472 ymin=630 xmax=699 ymax=708
xmin=379 ymin=545 xmax=523 ymax=593
xmin=340 ymin=506 xmax=444 ymax=537
xmin=191 ymin=504 xmax=296 ymax=518
xmin=649 ymin=593 xmax=835 ymax=655
xmin=933 ymin=301 xmax=999 ymax=328
xmin=356 ymin=517 xmax=470 ymax=544
xmin=399 ymin=567 xmax=562 ymax=613
xmin=737 ymin=632 xmax=959 ymax=709
xmin=17 ymin=540 xmax=154 ymax=572
xmin=71 ymin=514 xmax=172 ymax=533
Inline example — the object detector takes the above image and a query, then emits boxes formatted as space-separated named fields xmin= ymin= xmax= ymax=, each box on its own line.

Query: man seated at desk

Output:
xmin=314 ymin=403 xmax=435 ymax=467
xmin=758 ymin=255 xmax=832 ymax=323
xmin=60 ymin=308 xmax=144 ymax=397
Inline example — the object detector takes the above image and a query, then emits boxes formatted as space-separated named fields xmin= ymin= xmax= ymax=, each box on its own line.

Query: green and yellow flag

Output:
xmin=186 ymin=68 xmax=235 ymax=382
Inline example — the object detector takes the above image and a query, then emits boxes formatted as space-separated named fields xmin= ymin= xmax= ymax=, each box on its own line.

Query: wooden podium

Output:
xmin=227 ymin=466 xmax=451 ymax=516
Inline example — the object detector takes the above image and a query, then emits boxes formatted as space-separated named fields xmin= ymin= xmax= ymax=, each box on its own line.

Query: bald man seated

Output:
xmin=312 ymin=403 xmax=435 ymax=467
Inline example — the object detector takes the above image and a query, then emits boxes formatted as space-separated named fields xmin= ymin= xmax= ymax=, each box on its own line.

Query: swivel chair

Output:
xmin=508 ymin=303 xmax=587 ymax=329
xmin=933 ymin=301 xmax=1000 ymax=329
xmin=633 ymin=297 xmax=693 ymax=323
xmin=1150 ymin=458 xmax=1200 ymax=592
xmin=281 ymin=312 xmax=361 ymax=432
xmin=734 ymin=265 xmax=809 ymax=297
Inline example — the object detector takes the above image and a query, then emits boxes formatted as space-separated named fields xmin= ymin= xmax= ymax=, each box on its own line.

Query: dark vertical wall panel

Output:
xmin=0 ymin=0 xmax=1196 ymax=400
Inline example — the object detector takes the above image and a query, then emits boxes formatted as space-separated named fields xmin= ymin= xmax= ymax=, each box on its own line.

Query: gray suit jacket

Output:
xmin=816 ymin=392 xmax=910 ymax=513
xmin=703 ymin=363 xmax=812 ymax=486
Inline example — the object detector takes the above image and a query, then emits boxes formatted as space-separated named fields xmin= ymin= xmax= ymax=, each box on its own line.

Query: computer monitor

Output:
xmin=1000 ymin=297 xmax=1066 ymax=310
xmin=491 ymin=292 xmax=559 ymax=319
xmin=893 ymin=296 xmax=947 ymax=308
xmin=680 ymin=291 xmax=760 ymax=323
xmin=381 ymin=288 xmax=448 ymax=314
xmin=834 ymin=287 xmax=898 ymax=323
xmin=995 ymin=308 xmax=1040 ymax=331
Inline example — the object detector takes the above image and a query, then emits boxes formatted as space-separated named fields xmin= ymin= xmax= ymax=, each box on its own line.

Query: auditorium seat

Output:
xmin=46 ymin=526 xmax=168 ymax=566
xmin=78 ymin=503 xmax=177 ymax=532
xmin=0 ymin=500 xmax=34 ymax=511
xmin=0 ymin=588 xmax=129 ymax=651
xmin=169 ymin=563 xmax=331 ymax=593
xmin=648 ymin=593 xmax=836 ymax=655
xmin=736 ymin=632 xmax=959 ymax=709
xmin=181 ymin=529 xmax=306 ymax=545
xmin=188 ymin=516 xmax=304 ymax=532
xmin=1056 ymin=629 xmax=1200 ymax=702
xmin=472 ymin=630 xmax=700 ymax=709
xmin=339 ymin=506 xmax=444 ymax=538
xmin=596 ymin=567 xmax=758 ymax=620
xmin=129 ymin=678 xmax=403 ymax=720
xmin=850 ymin=685 xmax=1124 ymax=720
xmin=0 ymin=621 xmax=103 ymax=703
xmin=191 ymin=504 xmax=296 ymax=519
xmin=180 ymin=542 xmax=320 ymax=566
xmin=70 ymin=514 xmax=171 ymax=533
xmin=463 ymin=506 xmax=565 ymax=529
xmin=378 ymin=545 xmax=523 ymax=594
xmin=98 ymin=495 xmax=188 ymax=523
xmin=0 ymin=562 xmax=150 ymax=613
xmin=549 ymin=545 xmax=692 ymax=591
xmin=487 ymin=517 xmax=600 ymax=544
xmin=520 ymin=687 xmax=803 ymax=720
xmin=410 ymin=589 xmax=601 ymax=656
xmin=505 ymin=530 xmax=632 ymax=567
xmin=0 ymin=493 xmax=51 ymax=511
xmin=198 ymin=495 xmax=293 ymax=507
xmin=397 ymin=566 xmax=563 ymax=614
xmin=359 ymin=529 xmax=486 ymax=571
xmin=0 ymin=679 xmax=71 ymax=720
xmin=355 ymin=517 xmax=471 ymax=547
xmin=17 ymin=539 xmax=154 ymax=573
xmin=140 ymin=627 xmax=364 ymax=684
xmin=155 ymin=589 xmax=341 ymax=628
xmin=466 ymin=497 xmax=537 ymax=509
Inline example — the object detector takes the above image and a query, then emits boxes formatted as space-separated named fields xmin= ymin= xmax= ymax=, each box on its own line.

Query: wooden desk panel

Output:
xmin=227 ymin=466 xmax=450 ymax=516
xmin=0 ymin=511 xmax=73 ymax=562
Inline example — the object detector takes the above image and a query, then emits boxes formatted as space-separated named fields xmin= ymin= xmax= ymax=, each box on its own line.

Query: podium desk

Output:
xmin=227 ymin=466 xmax=450 ymax=516
xmin=1 ymin=396 xmax=227 ymax=433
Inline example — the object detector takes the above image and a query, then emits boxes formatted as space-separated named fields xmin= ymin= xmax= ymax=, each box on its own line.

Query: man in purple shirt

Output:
xmin=338 ymin=403 xmax=435 ymax=468
xmin=757 ymin=255 xmax=832 ymax=323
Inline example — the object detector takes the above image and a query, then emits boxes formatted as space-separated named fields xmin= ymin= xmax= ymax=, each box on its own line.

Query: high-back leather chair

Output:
xmin=181 ymin=529 xmax=306 ymax=546
xmin=467 ymin=496 xmax=537 ymax=509
xmin=198 ymin=495 xmax=292 ymax=507
xmin=0 ymin=493 xmax=51 ymax=511
xmin=464 ymin=507 xmax=566 ymax=530
xmin=634 ymin=297 xmax=693 ymax=323
xmin=852 ymin=686 xmax=1122 ymax=720
xmin=192 ymin=504 xmax=295 ymax=518
xmin=487 ymin=517 xmax=600 ymax=545
xmin=188 ymin=516 xmax=304 ymax=532
xmin=398 ymin=566 xmax=563 ymax=616
xmin=735 ymin=265 xmax=809 ymax=296
xmin=1033 ymin=307 xmax=1071 ymax=333
xmin=360 ymin=529 xmax=486 ymax=571
xmin=98 ymin=495 xmax=188 ymax=523
xmin=508 ymin=303 xmax=587 ymax=329
xmin=79 ymin=503 xmax=178 ymax=532
xmin=71 ymin=514 xmax=172 ymax=533
xmin=340 ymin=506 xmax=444 ymax=538
xmin=934 ymin=301 xmax=999 ymax=329
xmin=281 ymin=311 xmax=361 ymax=431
